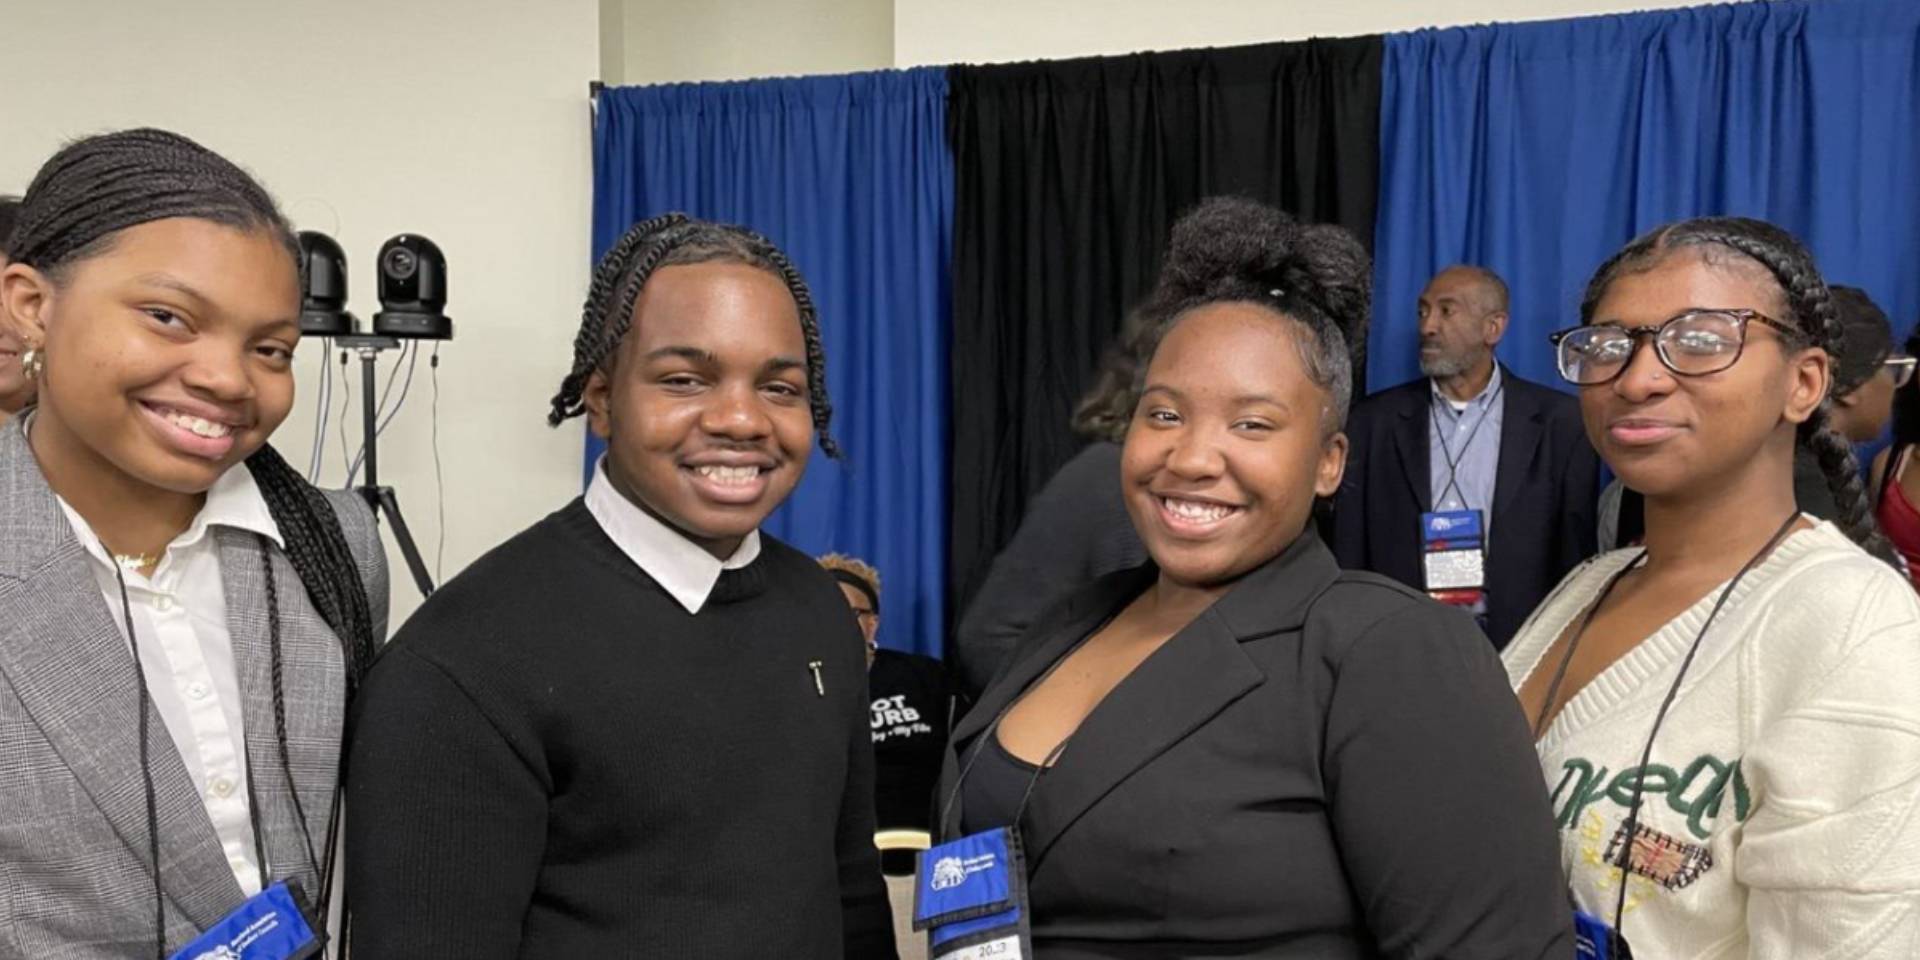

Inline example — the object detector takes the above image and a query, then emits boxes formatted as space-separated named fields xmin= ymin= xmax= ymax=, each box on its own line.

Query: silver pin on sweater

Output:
xmin=808 ymin=660 xmax=825 ymax=697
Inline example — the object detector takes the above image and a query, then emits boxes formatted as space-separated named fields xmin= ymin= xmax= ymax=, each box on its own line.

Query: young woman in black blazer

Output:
xmin=937 ymin=198 xmax=1572 ymax=959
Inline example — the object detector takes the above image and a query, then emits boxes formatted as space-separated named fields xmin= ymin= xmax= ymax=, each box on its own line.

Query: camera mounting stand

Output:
xmin=337 ymin=333 xmax=436 ymax=598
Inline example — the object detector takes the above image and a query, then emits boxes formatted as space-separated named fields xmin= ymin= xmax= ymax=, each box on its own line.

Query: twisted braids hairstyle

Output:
xmin=547 ymin=213 xmax=839 ymax=457
xmin=1578 ymin=216 xmax=1891 ymax=557
xmin=10 ymin=128 xmax=378 ymax=694
xmin=1128 ymin=196 xmax=1371 ymax=434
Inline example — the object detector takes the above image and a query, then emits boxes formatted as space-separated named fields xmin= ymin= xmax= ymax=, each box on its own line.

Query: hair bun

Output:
xmin=1152 ymin=196 xmax=1371 ymax=369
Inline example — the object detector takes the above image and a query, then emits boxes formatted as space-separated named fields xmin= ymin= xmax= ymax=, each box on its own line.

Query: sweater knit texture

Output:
xmin=1502 ymin=520 xmax=1920 ymax=959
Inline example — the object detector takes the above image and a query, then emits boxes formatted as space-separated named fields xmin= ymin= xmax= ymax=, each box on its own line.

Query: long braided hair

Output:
xmin=548 ymin=213 xmax=838 ymax=457
xmin=8 ymin=128 xmax=378 ymax=691
xmin=1579 ymin=216 xmax=1892 ymax=559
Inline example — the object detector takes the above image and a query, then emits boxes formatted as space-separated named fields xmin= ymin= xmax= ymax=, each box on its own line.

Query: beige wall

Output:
xmin=605 ymin=0 xmax=1725 ymax=84
xmin=616 ymin=0 xmax=893 ymax=85
xmin=895 ymin=0 xmax=1719 ymax=66
xmin=0 ymin=0 xmax=600 ymax=628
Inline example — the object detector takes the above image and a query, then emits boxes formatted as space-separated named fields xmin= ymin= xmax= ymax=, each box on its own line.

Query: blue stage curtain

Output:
xmin=1373 ymin=0 xmax=1920 ymax=397
xmin=589 ymin=68 xmax=953 ymax=658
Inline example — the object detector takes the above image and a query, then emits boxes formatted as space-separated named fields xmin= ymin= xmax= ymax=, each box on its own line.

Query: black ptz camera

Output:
xmin=297 ymin=231 xmax=354 ymax=337
xmin=373 ymin=234 xmax=454 ymax=340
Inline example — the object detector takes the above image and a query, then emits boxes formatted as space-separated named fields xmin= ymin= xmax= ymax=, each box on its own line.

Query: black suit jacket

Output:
xmin=1329 ymin=369 xmax=1600 ymax=648
xmin=938 ymin=534 xmax=1572 ymax=959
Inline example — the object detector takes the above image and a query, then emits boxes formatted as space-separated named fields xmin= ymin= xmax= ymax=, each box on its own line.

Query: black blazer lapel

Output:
xmin=1490 ymin=374 xmax=1548 ymax=531
xmin=1389 ymin=392 xmax=1432 ymax=514
xmin=938 ymin=567 xmax=1152 ymax=838
xmin=1019 ymin=613 xmax=1263 ymax=870
xmin=1017 ymin=536 xmax=1341 ymax=870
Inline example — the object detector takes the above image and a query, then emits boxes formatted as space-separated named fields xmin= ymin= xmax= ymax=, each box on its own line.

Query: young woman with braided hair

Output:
xmin=346 ymin=214 xmax=895 ymax=958
xmin=0 ymin=129 xmax=387 ymax=958
xmin=1508 ymin=217 xmax=1920 ymax=958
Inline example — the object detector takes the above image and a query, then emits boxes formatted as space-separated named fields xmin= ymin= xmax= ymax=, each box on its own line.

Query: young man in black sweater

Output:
xmin=345 ymin=214 xmax=896 ymax=958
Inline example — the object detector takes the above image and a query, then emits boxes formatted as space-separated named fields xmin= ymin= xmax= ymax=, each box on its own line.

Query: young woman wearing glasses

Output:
xmin=1505 ymin=218 xmax=1920 ymax=958
xmin=1595 ymin=284 xmax=1914 ymax=559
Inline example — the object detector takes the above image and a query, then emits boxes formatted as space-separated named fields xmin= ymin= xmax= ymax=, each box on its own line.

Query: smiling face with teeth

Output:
xmin=2 ymin=218 xmax=300 ymax=500
xmin=1123 ymin=303 xmax=1347 ymax=590
xmin=583 ymin=261 xmax=814 ymax=560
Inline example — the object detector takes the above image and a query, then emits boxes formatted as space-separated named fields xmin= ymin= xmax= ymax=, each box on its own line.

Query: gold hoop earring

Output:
xmin=20 ymin=347 xmax=44 ymax=381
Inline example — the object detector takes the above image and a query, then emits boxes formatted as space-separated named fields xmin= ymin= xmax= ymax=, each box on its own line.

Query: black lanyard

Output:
xmin=111 ymin=535 xmax=334 ymax=957
xmin=1429 ymin=378 xmax=1505 ymax=512
xmin=1532 ymin=510 xmax=1799 ymax=953
xmin=938 ymin=624 xmax=1109 ymax=849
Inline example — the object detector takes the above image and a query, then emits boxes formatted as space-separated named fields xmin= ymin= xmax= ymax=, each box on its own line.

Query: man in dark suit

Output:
xmin=1331 ymin=265 xmax=1600 ymax=648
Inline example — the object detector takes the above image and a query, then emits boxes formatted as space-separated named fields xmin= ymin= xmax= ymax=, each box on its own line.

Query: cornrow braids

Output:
xmin=9 ymin=129 xmax=298 ymax=275
xmin=14 ymin=127 xmax=379 ymax=688
xmin=1581 ymin=216 xmax=1892 ymax=558
xmin=548 ymin=214 xmax=839 ymax=458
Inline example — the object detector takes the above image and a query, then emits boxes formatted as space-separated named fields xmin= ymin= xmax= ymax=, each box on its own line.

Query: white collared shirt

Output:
xmin=52 ymin=457 xmax=282 ymax=896
xmin=584 ymin=457 xmax=760 ymax=614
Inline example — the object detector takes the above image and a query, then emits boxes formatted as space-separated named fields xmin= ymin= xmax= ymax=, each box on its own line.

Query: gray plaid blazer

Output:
xmin=0 ymin=419 xmax=389 ymax=957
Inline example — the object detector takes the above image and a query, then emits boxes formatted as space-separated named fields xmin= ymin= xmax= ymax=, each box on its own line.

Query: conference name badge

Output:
xmin=1421 ymin=509 xmax=1486 ymax=606
xmin=913 ymin=828 xmax=1035 ymax=960
xmin=167 ymin=882 xmax=323 ymax=960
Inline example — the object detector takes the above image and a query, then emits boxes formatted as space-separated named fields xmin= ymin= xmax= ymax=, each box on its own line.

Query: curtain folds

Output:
xmin=945 ymin=38 xmax=1384 ymax=613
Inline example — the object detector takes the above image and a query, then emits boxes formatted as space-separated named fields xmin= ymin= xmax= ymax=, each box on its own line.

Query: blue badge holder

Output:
xmin=914 ymin=827 xmax=1035 ymax=960
xmin=1574 ymin=908 xmax=1633 ymax=960
xmin=168 ymin=881 xmax=323 ymax=960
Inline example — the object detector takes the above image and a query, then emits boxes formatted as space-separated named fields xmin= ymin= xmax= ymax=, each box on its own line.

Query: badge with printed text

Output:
xmin=914 ymin=827 xmax=1035 ymax=960
xmin=1421 ymin=509 xmax=1486 ymax=604
xmin=168 ymin=882 xmax=323 ymax=960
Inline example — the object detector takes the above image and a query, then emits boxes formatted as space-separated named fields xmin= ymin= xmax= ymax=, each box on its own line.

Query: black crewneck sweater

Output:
xmin=345 ymin=499 xmax=896 ymax=959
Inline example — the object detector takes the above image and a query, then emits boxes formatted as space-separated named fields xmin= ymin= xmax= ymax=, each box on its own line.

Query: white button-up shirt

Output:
xmin=54 ymin=464 xmax=283 ymax=895
xmin=583 ymin=456 xmax=760 ymax=613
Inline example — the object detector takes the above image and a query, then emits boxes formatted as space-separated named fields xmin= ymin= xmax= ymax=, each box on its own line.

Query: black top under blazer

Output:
xmin=1329 ymin=369 xmax=1601 ymax=649
xmin=937 ymin=533 xmax=1573 ymax=960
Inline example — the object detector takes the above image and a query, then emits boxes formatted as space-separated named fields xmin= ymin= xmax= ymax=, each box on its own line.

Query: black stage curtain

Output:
xmin=946 ymin=36 xmax=1384 ymax=615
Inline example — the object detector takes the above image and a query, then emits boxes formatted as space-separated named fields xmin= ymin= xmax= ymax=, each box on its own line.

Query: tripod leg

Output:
xmin=371 ymin=486 xmax=436 ymax=597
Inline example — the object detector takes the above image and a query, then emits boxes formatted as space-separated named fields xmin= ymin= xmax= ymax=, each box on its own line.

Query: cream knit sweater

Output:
xmin=1502 ymin=520 xmax=1920 ymax=959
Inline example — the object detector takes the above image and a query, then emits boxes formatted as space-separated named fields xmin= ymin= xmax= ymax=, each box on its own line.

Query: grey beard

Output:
xmin=1419 ymin=350 xmax=1472 ymax=379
